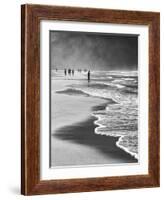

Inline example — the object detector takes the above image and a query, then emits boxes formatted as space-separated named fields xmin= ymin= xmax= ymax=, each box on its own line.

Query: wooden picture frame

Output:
xmin=21 ymin=4 xmax=160 ymax=195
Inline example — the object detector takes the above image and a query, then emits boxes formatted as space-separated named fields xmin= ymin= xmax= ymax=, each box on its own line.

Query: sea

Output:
xmin=52 ymin=69 xmax=139 ymax=160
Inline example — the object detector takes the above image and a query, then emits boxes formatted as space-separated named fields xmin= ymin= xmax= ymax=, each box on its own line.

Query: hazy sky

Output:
xmin=50 ymin=31 xmax=138 ymax=71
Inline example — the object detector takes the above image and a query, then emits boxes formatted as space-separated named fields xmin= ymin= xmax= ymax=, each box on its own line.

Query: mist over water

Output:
xmin=50 ymin=31 xmax=138 ymax=71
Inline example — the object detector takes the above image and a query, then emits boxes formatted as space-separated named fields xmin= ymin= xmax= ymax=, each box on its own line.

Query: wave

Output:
xmin=55 ymin=83 xmax=137 ymax=105
xmin=68 ymin=81 xmax=126 ymax=90
xmin=107 ymin=71 xmax=138 ymax=77
xmin=56 ymin=88 xmax=89 ymax=97
xmin=95 ymin=81 xmax=125 ymax=89
xmin=116 ymin=136 xmax=138 ymax=159
xmin=121 ymin=78 xmax=136 ymax=81
xmin=92 ymin=108 xmax=138 ymax=159
xmin=55 ymin=88 xmax=118 ymax=103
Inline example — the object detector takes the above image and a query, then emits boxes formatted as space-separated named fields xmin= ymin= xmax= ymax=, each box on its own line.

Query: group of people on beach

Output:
xmin=63 ymin=68 xmax=91 ymax=81
xmin=55 ymin=68 xmax=91 ymax=81
xmin=64 ymin=68 xmax=74 ymax=76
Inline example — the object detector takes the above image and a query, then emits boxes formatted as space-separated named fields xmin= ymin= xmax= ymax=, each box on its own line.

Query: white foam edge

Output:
xmin=92 ymin=113 xmax=138 ymax=160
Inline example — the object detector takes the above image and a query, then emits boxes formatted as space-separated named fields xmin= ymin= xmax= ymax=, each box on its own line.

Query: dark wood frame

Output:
xmin=21 ymin=4 xmax=160 ymax=195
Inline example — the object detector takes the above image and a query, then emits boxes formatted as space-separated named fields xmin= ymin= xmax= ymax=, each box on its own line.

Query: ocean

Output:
xmin=52 ymin=69 xmax=138 ymax=160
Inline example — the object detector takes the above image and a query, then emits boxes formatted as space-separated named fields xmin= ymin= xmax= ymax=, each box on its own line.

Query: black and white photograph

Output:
xmin=50 ymin=30 xmax=139 ymax=167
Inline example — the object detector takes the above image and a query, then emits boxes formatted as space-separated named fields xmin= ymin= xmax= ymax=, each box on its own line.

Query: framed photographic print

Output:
xmin=21 ymin=4 xmax=160 ymax=195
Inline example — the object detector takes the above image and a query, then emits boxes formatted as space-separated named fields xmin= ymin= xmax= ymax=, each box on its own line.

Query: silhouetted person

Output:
xmin=64 ymin=69 xmax=67 ymax=76
xmin=68 ymin=69 xmax=71 ymax=76
xmin=72 ymin=69 xmax=74 ymax=76
xmin=88 ymin=70 xmax=90 ymax=82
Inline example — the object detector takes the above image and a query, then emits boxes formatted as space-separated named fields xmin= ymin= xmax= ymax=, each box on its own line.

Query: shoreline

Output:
xmin=51 ymin=101 xmax=137 ymax=167
xmin=51 ymin=79 xmax=138 ymax=167
xmin=92 ymin=104 xmax=138 ymax=160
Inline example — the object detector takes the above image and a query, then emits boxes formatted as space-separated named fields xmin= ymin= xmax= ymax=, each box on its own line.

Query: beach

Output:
xmin=51 ymin=75 xmax=138 ymax=167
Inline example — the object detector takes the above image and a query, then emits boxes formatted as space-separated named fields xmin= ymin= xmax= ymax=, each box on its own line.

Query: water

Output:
xmin=52 ymin=69 xmax=138 ymax=160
